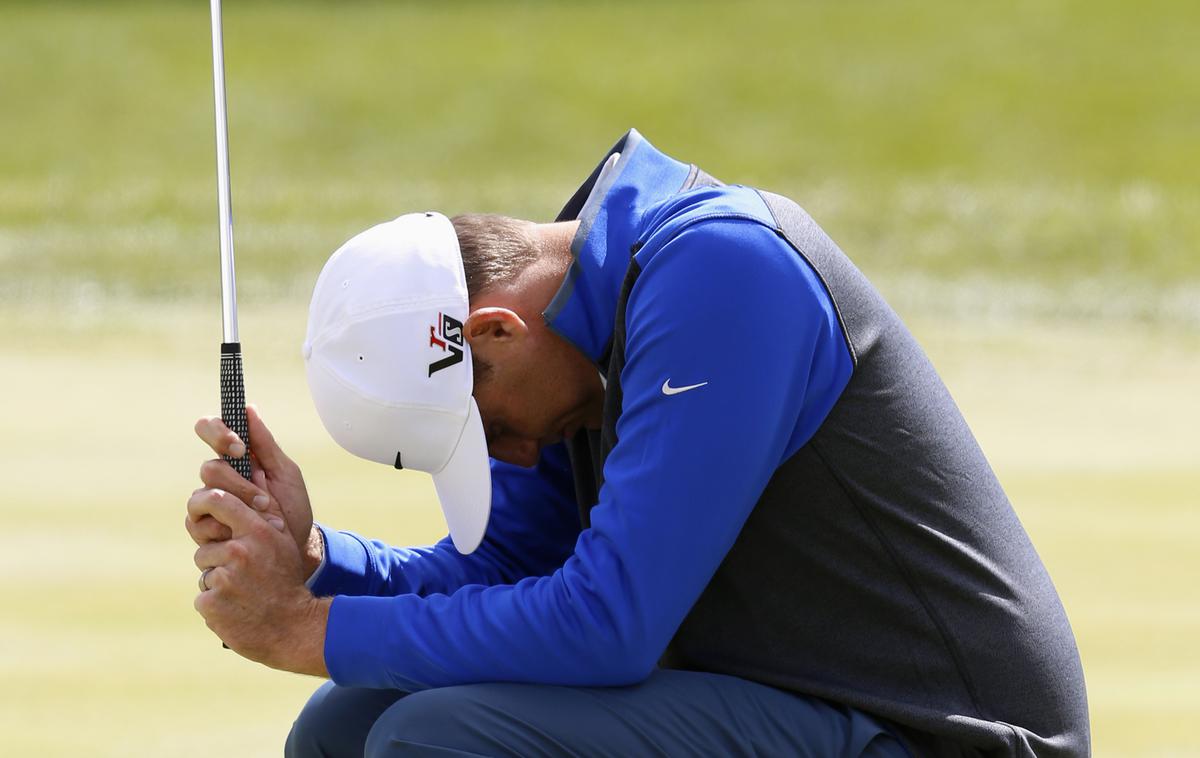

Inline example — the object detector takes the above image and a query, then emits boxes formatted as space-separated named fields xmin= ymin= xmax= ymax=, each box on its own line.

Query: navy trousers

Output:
xmin=285 ymin=669 xmax=910 ymax=757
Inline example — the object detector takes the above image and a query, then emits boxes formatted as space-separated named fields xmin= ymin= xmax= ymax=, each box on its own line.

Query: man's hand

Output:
xmin=189 ymin=405 xmax=323 ymax=578
xmin=190 ymin=485 xmax=332 ymax=676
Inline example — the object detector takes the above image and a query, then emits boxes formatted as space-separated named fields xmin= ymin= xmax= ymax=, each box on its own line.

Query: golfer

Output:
xmin=187 ymin=130 xmax=1089 ymax=757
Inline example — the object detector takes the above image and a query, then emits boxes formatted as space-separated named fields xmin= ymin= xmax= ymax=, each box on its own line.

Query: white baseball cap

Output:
xmin=302 ymin=212 xmax=491 ymax=554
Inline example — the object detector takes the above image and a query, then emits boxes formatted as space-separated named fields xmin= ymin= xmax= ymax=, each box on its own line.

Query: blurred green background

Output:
xmin=1 ymin=0 xmax=1197 ymax=755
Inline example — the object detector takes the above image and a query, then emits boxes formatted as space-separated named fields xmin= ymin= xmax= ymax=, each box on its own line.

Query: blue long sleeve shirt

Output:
xmin=309 ymin=130 xmax=854 ymax=690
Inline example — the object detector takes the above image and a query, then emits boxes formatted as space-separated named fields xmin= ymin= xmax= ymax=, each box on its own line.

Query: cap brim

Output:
xmin=432 ymin=397 xmax=492 ymax=554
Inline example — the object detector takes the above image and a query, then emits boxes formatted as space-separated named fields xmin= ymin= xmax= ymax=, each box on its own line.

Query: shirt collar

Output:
xmin=542 ymin=129 xmax=692 ymax=363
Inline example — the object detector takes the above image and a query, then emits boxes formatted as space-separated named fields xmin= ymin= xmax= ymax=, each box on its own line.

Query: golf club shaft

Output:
xmin=210 ymin=0 xmax=251 ymax=480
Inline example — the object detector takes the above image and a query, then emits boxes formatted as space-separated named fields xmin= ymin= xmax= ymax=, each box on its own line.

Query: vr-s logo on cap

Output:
xmin=428 ymin=312 xmax=465 ymax=376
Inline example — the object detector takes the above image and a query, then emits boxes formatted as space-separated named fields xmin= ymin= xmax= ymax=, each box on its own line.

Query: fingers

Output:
xmin=195 ymin=538 xmax=246 ymax=571
xmin=199 ymin=458 xmax=268 ymax=513
xmin=249 ymin=467 xmax=285 ymax=516
xmin=245 ymin=405 xmax=287 ymax=471
xmin=196 ymin=406 xmax=290 ymax=476
xmin=188 ymin=488 xmax=287 ymax=534
xmin=186 ymin=487 xmax=264 ymax=537
xmin=196 ymin=565 xmax=230 ymax=594
xmin=184 ymin=512 xmax=233 ymax=545
xmin=195 ymin=415 xmax=247 ymax=459
xmin=194 ymin=530 xmax=283 ymax=573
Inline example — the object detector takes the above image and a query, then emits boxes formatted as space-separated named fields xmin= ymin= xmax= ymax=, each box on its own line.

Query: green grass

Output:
xmin=2 ymin=0 xmax=1198 ymax=754
xmin=0 ymin=304 xmax=450 ymax=757
xmin=1 ymin=1 xmax=1198 ymax=321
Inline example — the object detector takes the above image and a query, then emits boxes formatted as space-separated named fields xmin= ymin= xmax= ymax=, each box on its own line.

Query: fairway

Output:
xmin=2 ymin=307 xmax=1197 ymax=755
xmin=2 ymin=0 xmax=1198 ymax=755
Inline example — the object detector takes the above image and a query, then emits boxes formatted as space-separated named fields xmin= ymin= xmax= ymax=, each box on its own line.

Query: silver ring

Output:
xmin=199 ymin=567 xmax=215 ymax=592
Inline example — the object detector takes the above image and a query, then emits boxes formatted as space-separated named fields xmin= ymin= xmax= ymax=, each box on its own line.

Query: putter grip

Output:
xmin=220 ymin=343 xmax=252 ymax=480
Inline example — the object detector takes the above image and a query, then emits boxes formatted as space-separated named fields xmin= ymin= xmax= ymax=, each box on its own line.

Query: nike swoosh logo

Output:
xmin=661 ymin=379 xmax=709 ymax=396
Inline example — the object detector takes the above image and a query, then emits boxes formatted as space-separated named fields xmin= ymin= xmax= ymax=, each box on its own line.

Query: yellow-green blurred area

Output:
xmin=1 ymin=0 xmax=1196 ymax=755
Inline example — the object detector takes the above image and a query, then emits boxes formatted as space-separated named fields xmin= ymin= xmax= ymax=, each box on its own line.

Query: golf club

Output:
xmin=210 ymin=0 xmax=251 ymax=481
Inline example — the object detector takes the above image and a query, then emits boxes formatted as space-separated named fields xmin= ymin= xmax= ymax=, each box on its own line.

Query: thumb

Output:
xmin=246 ymin=404 xmax=287 ymax=471
xmin=196 ymin=488 xmax=266 ymax=538
xmin=250 ymin=467 xmax=288 ymax=533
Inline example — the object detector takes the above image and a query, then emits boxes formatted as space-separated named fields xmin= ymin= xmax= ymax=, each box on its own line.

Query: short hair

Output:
xmin=450 ymin=214 xmax=541 ymax=387
xmin=451 ymin=214 xmax=541 ymax=300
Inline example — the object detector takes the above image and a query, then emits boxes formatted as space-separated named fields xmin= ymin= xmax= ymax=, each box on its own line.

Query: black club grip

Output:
xmin=220 ymin=342 xmax=252 ymax=480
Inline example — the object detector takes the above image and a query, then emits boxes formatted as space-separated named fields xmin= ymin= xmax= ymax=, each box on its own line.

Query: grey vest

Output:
xmin=565 ymin=175 xmax=1089 ymax=757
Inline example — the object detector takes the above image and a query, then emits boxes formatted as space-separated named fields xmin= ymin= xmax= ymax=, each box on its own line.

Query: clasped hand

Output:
xmin=186 ymin=405 xmax=329 ymax=677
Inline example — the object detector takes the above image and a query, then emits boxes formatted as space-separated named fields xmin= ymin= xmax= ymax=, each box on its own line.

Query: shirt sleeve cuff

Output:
xmin=325 ymin=594 xmax=417 ymax=690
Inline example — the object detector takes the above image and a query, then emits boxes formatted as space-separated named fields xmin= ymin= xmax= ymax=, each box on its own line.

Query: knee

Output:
xmin=285 ymin=681 xmax=342 ymax=758
xmin=287 ymin=681 xmax=402 ymax=758
xmin=365 ymin=686 xmax=495 ymax=757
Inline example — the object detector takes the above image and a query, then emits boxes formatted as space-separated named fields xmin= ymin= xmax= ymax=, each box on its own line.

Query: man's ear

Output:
xmin=465 ymin=307 xmax=527 ymax=348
